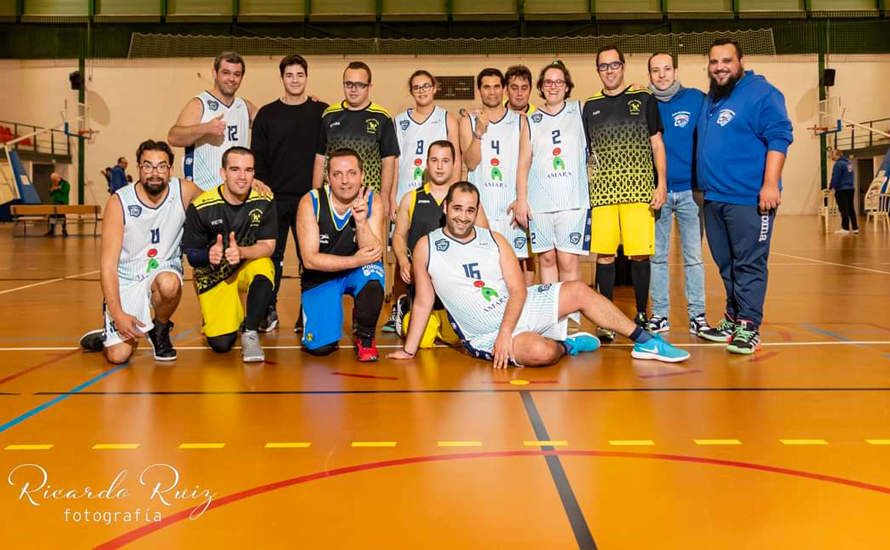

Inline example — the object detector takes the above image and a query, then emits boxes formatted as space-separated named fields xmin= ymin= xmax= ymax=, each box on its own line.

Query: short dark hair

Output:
xmin=327 ymin=148 xmax=364 ymax=173
xmin=409 ymin=70 xmax=437 ymax=92
xmin=536 ymin=60 xmax=575 ymax=100
xmin=476 ymin=68 xmax=505 ymax=89
xmin=505 ymin=65 xmax=532 ymax=85
xmin=135 ymin=140 xmax=173 ymax=165
xmin=710 ymin=38 xmax=743 ymax=59
xmin=117 ymin=156 xmax=126 ymax=164
xmin=444 ymin=181 xmax=479 ymax=207
xmin=214 ymin=51 xmax=245 ymax=73
xmin=596 ymin=45 xmax=625 ymax=66
xmin=345 ymin=61 xmax=372 ymax=83
xmin=221 ymin=146 xmax=254 ymax=168
xmin=427 ymin=139 xmax=455 ymax=160
xmin=279 ymin=54 xmax=308 ymax=77
xmin=647 ymin=51 xmax=676 ymax=71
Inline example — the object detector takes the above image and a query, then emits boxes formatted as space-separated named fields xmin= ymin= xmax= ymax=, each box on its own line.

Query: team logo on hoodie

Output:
xmin=672 ymin=111 xmax=691 ymax=128
xmin=716 ymin=109 xmax=736 ymax=127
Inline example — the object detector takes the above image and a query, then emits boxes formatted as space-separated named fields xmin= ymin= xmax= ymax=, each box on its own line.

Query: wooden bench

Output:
xmin=10 ymin=204 xmax=101 ymax=237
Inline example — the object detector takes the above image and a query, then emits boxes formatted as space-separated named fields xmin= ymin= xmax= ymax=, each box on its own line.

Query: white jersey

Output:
xmin=115 ymin=178 xmax=185 ymax=282
xmin=395 ymin=105 xmax=449 ymax=205
xmin=467 ymin=109 xmax=521 ymax=221
xmin=527 ymin=100 xmax=589 ymax=212
xmin=184 ymin=91 xmax=250 ymax=191
xmin=426 ymin=227 xmax=509 ymax=342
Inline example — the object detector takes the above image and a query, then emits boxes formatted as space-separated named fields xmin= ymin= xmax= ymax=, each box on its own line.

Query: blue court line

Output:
xmin=800 ymin=324 xmax=853 ymax=343
xmin=0 ymin=362 xmax=129 ymax=434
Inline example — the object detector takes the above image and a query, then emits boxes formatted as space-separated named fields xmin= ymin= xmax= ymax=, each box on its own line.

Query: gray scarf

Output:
xmin=649 ymin=80 xmax=682 ymax=102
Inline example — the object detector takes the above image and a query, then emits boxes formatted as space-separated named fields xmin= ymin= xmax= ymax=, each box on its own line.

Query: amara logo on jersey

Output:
xmin=552 ymin=147 xmax=566 ymax=171
xmin=473 ymin=280 xmax=499 ymax=302
xmin=489 ymin=158 xmax=503 ymax=182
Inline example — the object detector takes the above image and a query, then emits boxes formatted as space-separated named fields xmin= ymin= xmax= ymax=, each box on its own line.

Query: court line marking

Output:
xmin=866 ymin=439 xmax=890 ymax=445
xmin=0 ymin=348 xmax=82 ymax=386
xmin=0 ymin=269 xmax=100 ymax=296
xmin=265 ymin=442 xmax=312 ymax=449
xmin=780 ymin=439 xmax=828 ymax=446
xmin=4 ymin=444 xmax=53 ymax=450
xmin=694 ymin=439 xmax=743 ymax=446
xmin=94 ymin=449 xmax=890 ymax=549
xmin=351 ymin=441 xmax=397 ymax=448
xmin=772 ymin=252 xmax=890 ymax=276
xmin=178 ymin=443 xmax=225 ymax=450
xmin=523 ymin=440 xmax=569 ymax=447
xmin=92 ymin=443 xmax=140 ymax=450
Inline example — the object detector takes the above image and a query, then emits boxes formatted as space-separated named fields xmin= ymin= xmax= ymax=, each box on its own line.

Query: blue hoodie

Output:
xmin=657 ymin=86 xmax=705 ymax=193
xmin=829 ymin=155 xmax=854 ymax=191
xmin=696 ymin=71 xmax=793 ymax=205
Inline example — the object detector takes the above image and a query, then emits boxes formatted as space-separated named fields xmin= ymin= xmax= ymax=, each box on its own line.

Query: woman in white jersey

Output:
xmin=515 ymin=61 xmax=590 ymax=286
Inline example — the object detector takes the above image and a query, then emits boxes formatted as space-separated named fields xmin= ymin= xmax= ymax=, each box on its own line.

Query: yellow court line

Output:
xmin=437 ymin=441 xmax=483 ymax=447
xmin=694 ymin=439 xmax=742 ymax=446
xmin=265 ymin=442 xmax=312 ymax=449
xmin=780 ymin=439 xmax=828 ymax=446
xmin=179 ymin=443 xmax=226 ymax=450
xmin=92 ymin=443 xmax=140 ymax=450
xmin=865 ymin=439 xmax=890 ymax=445
xmin=4 ymin=444 xmax=53 ymax=451
xmin=351 ymin=441 xmax=397 ymax=448
xmin=609 ymin=440 xmax=655 ymax=446
xmin=523 ymin=440 xmax=568 ymax=447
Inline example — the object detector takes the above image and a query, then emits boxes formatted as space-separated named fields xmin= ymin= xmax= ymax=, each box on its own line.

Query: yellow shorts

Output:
xmin=197 ymin=258 xmax=275 ymax=337
xmin=401 ymin=309 xmax=460 ymax=349
xmin=589 ymin=202 xmax=655 ymax=257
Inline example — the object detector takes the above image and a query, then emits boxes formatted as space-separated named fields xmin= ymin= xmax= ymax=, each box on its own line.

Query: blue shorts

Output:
xmin=301 ymin=262 xmax=385 ymax=350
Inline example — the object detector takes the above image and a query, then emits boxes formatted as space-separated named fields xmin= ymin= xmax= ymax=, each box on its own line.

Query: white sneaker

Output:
xmin=241 ymin=330 xmax=265 ymax=363
xmin=834 ymin=229 xmax=850 ymax=235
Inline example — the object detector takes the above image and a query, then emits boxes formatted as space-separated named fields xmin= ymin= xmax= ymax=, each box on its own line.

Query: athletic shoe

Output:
xmin=356 ymin=337 xmax=379 ymax=362
xmin=241 ymin=330 xmax=265 ymax=363
xmin=852 ymin=229 xmax=860 ymax=234
xmin=381 ymin=304 xmax=397 ymax=333
xmin=564 ymin=332 xmax=601 ymax=356
xmin=294 ymin=314 xmax=303 ymax=335
xmin=596 ymin=327 xmax=616 ymax=342
xmin=259 ymin=307 xmax=279 ymax=333
xmin=726 ymin=321 xmax=760 ymax=355
xmin=394 ymin=294 xmax=410 ymax=336
xmin=834 ymin=229 xmax=850 ymax=235
xmin=147 ymin=320 xmax=177 ymax=361
xmin=712 ymin=316 xmax=737 ymax=342
xmin=631 ymin=335 xmax=690 ymax=363
xmin=689 ymin=314 xmax=726 ymax=342
xmin=634 ymin=312 xmax=648 ymax=327
xmin=79 ymin=329 xmax=104 ymax=352
xmin=647 ymin=315 xmax=671 ymax=333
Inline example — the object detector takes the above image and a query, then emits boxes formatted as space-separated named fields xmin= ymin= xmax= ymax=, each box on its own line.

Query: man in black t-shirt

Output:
xmin=182 ymin=147 xmax=277 ymax=363
xmin=251 ymin=54 xmax=328 ymax=333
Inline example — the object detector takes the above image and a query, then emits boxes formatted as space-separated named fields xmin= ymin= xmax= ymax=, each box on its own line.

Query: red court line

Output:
xmin=491 ymin=380 xmax=559 ymax=384
xmin=762 ymin=323 xmax=793 ymax=343
xmin=638 ymin=369 xmax=703 ymax=379
xmin=95 ymin=449 xmax=890 ymax=549
xmin=751 ymin=351 xmax=780 ymax=363
xmin=331 ymin=372 xmax=399 ymax=381
xmin=0 ymin=349 xmax=81 ymax=385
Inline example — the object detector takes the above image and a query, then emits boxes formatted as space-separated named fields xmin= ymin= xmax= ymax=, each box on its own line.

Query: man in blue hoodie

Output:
xmin=646 ymin=52 xmax=723 ymax=342
xmin=697 ymin=38 xmax=793 ymax=355
xmin=829 ymin=148 xmax=858 ymax=234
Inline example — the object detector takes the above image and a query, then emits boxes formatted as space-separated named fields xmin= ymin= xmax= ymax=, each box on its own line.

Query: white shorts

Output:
xmin=529 ymin=208 xmax=590 ymax=255
xmin=463 ymin=282 xmax=568 ymax=359
xmin=103 ymin=268 xmax=182 ymax=347
xmin=489 ymin=218 xmax=530 ymax=259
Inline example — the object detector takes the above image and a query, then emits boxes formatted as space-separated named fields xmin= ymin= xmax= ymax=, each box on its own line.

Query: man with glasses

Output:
xmin=582 ymin=45 xmax=667 ymax=341
xmin=79 ymin=140 xmax=203 ymax=363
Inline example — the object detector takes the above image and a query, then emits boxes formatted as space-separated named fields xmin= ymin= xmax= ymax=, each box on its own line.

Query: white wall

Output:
xmin=2 ymin=52 xmax=888 ymax=214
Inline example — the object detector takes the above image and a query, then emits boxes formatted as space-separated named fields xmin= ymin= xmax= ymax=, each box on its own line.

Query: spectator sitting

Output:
xmin=45 ymin=172 xmax=70 ymax=237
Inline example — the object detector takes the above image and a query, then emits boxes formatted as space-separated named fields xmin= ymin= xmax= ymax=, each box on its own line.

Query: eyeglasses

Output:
xmin=343 ymin=81 xmax=369 ymax=90
xmin=411 ymin=83 xmax=434 ymax=93
xmin=597 ymin=61 xmax=624 ymax=72
xmin=140 ymin=162 xmax=170 ymax=173
xmin=542 ymin=79 xmax=566 ymax=88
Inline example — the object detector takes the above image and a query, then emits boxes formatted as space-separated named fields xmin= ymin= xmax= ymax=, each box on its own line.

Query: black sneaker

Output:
xmin=689 ymin=314 xmax=726 ymax=342
xmin=147 ymin=320 xmax=177 ymax=361
xmin=634 ymin=312 xmax=648 ymax=327
xmin=381 ymin=304 xmax=397 ymax=333
xmin=79 ymin=329 xmax=105 ymax=352
xmin=259 ymin=307 xmax=278 ymax=333
xmin=727 ymin=320 xmax=760 ymax=355
xmin=712 ymin=316 xmax=737 ymax=342
xmin=596 ymin=327 xmax=616 ymax=342
xmin=394 ymin=294 xmax=410 ymax=336
xmin=646 ymin=315 xmax=671 ymax=333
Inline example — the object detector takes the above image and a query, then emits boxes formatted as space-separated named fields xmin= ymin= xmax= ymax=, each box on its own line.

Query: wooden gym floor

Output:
xmin=0 ymin=216 xmax=887 ymax=549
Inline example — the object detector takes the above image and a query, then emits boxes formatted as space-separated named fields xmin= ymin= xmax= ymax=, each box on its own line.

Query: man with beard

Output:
xmin=168 ymin=51 xmax=257 ymax=191
xmin=388 ymin=182 xmax=689 ymax=367
xmin=645 ymin=52 xmax=723 ymax=342
xmin=697 ymin=39 xmax=792 ymax=355
xmin=251 ymin=54 xmax=328 ymax=333
xmin=79 ymin=140 xmax=203 ymax=364
xmin=504 ymin=65 xmax=537 ymax=115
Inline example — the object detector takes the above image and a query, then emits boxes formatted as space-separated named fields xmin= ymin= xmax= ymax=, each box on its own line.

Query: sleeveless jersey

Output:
xmin=395 ymin=106 xmax=449 ymax=205
xmin=467 ymin=109 xmax=521 ymax=221
xmin=301 ymin=185 xmax=374 ymax=291
xmin=115 ymin=177 xmax=185 ymax=282
xmin=426 ymin=227 xmax=509 ymax=340
xmin=406 ymin=183 xmax=445 ymax=253
xmin=184 ymin=91 xmax=250 ymax=191
xmin=526 ymin=100 xmax=589 ymax=212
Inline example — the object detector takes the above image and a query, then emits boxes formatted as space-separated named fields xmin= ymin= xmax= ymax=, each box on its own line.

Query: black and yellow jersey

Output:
xmin=182 ymin=185 xmax=277 ymax=294
xmin=582 ymin=86 xmax=663 ymax=207
xmin=317 ymin=101 xmax=400 ymax=192
xmin=406 ymin=183 xmax=446 ymax=253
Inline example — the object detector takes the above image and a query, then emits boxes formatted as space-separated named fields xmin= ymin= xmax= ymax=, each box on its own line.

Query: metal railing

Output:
xmin=828 ymin=117 xmax=890 ymax=153
xmin=0 ymin=120 xmax=73 ymax=159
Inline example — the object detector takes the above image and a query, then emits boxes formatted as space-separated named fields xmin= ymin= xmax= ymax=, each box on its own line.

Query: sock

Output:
xmin=244 ymin=276 xmax=274 ymax=331
xmin=630 ymin=326 xmax=653 ymax=344
xmin=595 ymin=262 xmax=616 ymax=301
xmin=354 ymin=280 xmax=384 ymax=341
xmin=630 ymin=259 xmax=651 ymax=315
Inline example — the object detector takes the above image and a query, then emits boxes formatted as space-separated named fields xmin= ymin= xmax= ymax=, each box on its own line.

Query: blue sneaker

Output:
xmin=564 ymin=332 xmax=601 ymax=356
xmin=631 ymin=335 xmax=690 ymax=363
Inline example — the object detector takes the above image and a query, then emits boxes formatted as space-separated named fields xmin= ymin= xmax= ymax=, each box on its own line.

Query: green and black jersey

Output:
xmin=182 ymin=185 xmax=277 ymax=294
xmin=317 ymin=101 xmax=400 ymax=192
xmin=582 ymin=86 xmax=663 ymax=207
